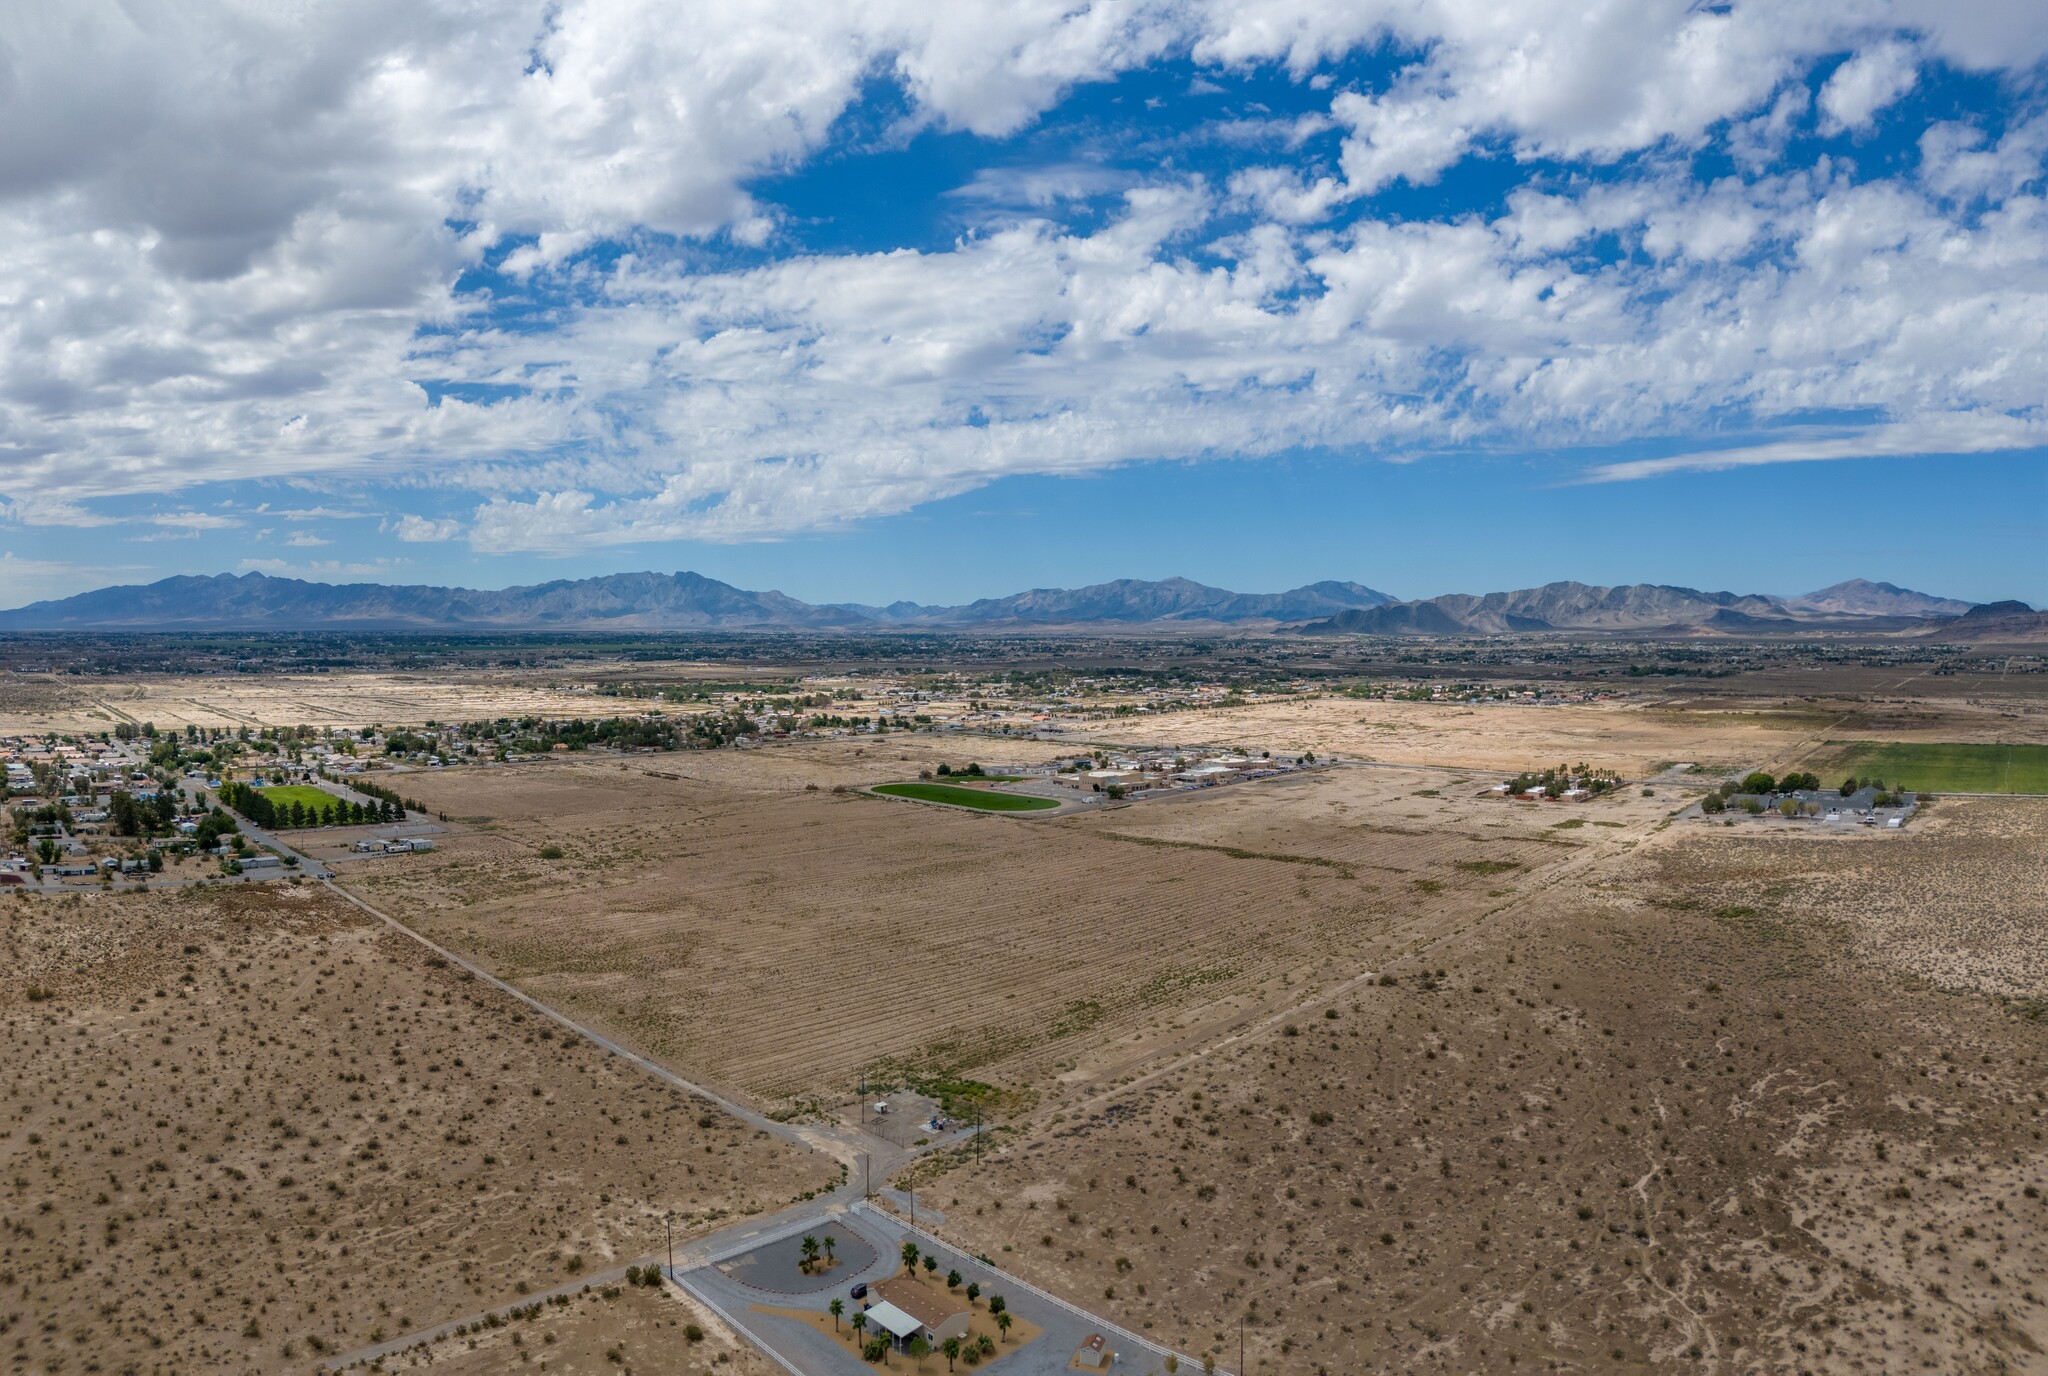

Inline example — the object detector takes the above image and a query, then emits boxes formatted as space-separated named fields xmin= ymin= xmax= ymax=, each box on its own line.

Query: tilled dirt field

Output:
xmin=920 ymin=800 xmax=2048 ymax=1374
xmin=0 ymin=884 xmax=834 ymax=1376
xmin=345 ymin=751 xmax=1659 ymax=1110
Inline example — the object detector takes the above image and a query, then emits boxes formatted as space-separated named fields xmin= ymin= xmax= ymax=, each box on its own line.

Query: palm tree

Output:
xmin=800 ymin=1234 xmax=820 ymax=1273
xmin=901 ymin=1242 xmax=920 ymax=1276
xmin=823 ymin=1234 xmax=838 ymax=1267
xmin=941 ymin=1336 xmax=961 ymax=1371
xmin=852 ymin=1311 xmax=868 ymax=1346
xmin=976 ymin=1334 xmax=995 ymax=1357
xmin=995 ymin=1312 xmax=1012 ymax=1342
xmin=830 ymin=1298 xmax=844 ymax=1331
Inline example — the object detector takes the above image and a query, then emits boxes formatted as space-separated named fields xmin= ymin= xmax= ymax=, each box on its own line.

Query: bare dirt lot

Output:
xmin=0 ymin=883 xmax=834 ymax=1376
xmin=0 ymin=671 xmax=658 ymax=736
xmin=400 ymin=1281 xmax=778 ymax=1376
xmin=922 ymin=798 xmax=2048 ymax=1374
xmin=1086 ymin=688 xmax=2048 ymax=780
xmin=343 ymin=746 xmax=1661 ymax=1112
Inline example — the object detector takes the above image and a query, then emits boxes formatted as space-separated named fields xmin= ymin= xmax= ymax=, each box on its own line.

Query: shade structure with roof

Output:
xmin=862 ymin=1276 xmax=973 ymax=1348
xmin=861 ymin=1300 xmax=924 ymax=1346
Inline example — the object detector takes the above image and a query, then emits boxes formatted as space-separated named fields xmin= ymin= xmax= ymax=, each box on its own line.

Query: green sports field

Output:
xmin=254 ymin=785 xmax=348 ymax=813
xmin=1807 ymin=741 xmax=2048 ymax=795
xmin=871 ymin=781 xmax=1060 ymax=812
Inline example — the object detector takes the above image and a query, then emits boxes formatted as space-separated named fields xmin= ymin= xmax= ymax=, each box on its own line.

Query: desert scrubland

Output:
xmin=0 ymin=883 xmax=833 ymax=1375
xmin=922 ymin=797 xmax=2048 ymax=1373
xmin=7 ymin=657 xmax=2046 ymax=1374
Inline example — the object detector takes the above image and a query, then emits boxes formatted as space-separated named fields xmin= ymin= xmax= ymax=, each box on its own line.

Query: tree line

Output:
xmin=222 ymin=782 xmax=403 ymax=830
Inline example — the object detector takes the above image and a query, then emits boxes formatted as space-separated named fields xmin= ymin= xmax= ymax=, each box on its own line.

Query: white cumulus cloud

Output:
xmin=0 ymin=0 xmax=2041 ymax=548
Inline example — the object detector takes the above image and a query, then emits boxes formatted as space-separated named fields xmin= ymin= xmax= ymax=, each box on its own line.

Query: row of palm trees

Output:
xmin=822 ymin=1239 xmax=1014 ymax=1369
xmin=798 ymin=1232 xmax=839 ymax=1273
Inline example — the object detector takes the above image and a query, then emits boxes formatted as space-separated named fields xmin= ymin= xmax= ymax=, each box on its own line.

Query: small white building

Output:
xmin=861 ymin=1301 xmax=924 ymax=1348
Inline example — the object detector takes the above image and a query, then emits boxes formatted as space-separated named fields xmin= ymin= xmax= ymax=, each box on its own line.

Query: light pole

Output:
xmin=665 ymin=1210 xmax=674 ymax=1281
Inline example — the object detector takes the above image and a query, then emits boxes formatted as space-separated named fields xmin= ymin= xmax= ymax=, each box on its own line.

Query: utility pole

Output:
xmin=665 ymin=1210 xmax=674 ymax=1281
xmin=1239 ymin=1316 xmax=1245 ymax=1376
xmin=859 ymin=1069 xmax=866 ymax=1127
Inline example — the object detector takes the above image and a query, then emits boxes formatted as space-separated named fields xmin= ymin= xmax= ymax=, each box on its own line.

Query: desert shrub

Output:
xmin=538 ymin=844 xmax=565 ymax=860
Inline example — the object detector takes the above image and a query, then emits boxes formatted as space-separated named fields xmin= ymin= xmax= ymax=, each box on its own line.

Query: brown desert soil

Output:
xmin=398 ymin=1282 xmax=777 ymax=1375
xmin=919 ymin=799 xmax=2048 ymax=1374
xmin=343 ymin=749 xmax=1664 ymax=1110
xmin=0 ymin=883 xmax=835 ymax=1376
xmin=1083 ymin=688 xmax=2048 ymax=779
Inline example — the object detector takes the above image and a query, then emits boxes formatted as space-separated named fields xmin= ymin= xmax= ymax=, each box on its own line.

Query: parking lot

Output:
xmin=676 ymin=1205 xmax=1189 ymax=1376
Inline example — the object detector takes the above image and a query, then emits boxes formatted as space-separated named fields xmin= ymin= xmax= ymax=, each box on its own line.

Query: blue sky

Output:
xmin=3 ymin=2 xmax=2045 ymax=607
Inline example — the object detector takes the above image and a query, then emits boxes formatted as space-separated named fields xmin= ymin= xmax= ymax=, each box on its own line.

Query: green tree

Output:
xmin=942 ymin=1336 xmax=961 ymax=1371
xmin=987 ymin=1295 xmax=1005 ymax=1316
xmin=923 ymin=1254 xmax=938 ymax=1278
xmin=995 ymin=1312 xmax=1012 ymax=1342
xmin=1740 ymin=771 xmax=1776 ymax=794
xmin=965 ymin=1282 xmax=980 ymax=1305
xmin=908 ymin=1335 xmax=930 ymax=1366
xmin=946 ymin=1269 xmax=962 ymax=1290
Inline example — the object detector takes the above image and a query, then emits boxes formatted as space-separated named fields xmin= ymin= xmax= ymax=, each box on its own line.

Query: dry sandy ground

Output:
xmin=1086 ymin=690 xmax=2048 ymax=778
xmin=0 ymin=883 xmax=835 ymax=1376
xmin=343 ymin=747 xmax=1662 ymax=1111
xmin=0 ymin=671 xmax=664 ymax=735
xmin=377 ymin=1282 xmax=777 ymax=1375
xmin=921 ymin=799 xmax=2048 ymax=1374
xmin=1658 ymin=798 xmax=2048 ymax=1001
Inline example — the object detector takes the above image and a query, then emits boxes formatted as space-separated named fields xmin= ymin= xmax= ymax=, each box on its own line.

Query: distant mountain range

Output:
xmin=0 ymin=570 xmax=2032 ymax=637
xmin=1287 ymin=579 xmax=2008 ymax=637
xmin=0 ymin=571 xmax=1390 ymax=632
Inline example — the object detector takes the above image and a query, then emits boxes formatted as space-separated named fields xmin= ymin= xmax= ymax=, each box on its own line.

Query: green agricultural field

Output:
xmin=254 ymin=785 xmax=348 ymax=813
xmin=871 ymin=781 xmax=1059 ymax=812
xmin=1809 ymin=741 xmax=2048 ymax=795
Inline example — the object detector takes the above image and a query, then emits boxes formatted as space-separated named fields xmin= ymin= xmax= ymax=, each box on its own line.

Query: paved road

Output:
xmin=309 ymin=877 xmax=964 ymax=1368
xmin=675 ymin=1203 xmax=1211 ymax=1376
